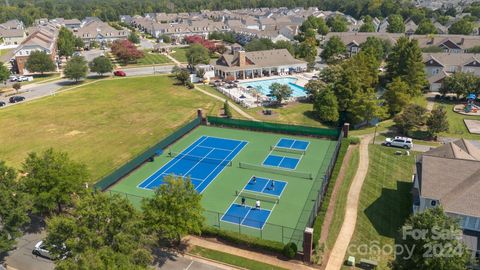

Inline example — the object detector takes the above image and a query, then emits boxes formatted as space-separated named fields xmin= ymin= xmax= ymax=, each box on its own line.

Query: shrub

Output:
xmin=348 ymin=137 xmax=360 ymax=145
xmin=186 ymin=81 xmax=194 ymax=89
xmin=282 ymin=242 xmax=298 ymax=259
xmin=435 ymin=94 xmax=441 ymax=100
xmin=201 ymin=226 xmax=284 ymax=254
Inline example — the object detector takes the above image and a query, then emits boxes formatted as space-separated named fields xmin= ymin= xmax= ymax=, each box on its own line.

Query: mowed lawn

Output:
xmin=170 ymin=47 xmax=188 ymax=63
xmin=0 ymin=76 xmax=222 ymax=182
xmin=435 ymin=101 xmax=480 ymax=140
xmin=344 ymin=145 xmax=415 ymax=269
xmin=118 ymin=50 xmax=172 ymax=67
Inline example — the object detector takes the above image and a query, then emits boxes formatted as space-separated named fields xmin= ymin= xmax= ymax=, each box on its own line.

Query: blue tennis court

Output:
xmin=263 ymin=154 xmax=300 ymax=170
xmin=138 ymin=136 xmax=247 ymax=193
xmin=221 ymin=204 xmax=272 ymax=229
xmin=244 ymin=176 xmax=287 ymax=197
xmin=276 ymin=138 xmax=310 ymax=151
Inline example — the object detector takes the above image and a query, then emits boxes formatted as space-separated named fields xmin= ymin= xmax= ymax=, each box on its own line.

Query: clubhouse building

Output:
xmin=210 ymin=49 xmax=307 ymax=80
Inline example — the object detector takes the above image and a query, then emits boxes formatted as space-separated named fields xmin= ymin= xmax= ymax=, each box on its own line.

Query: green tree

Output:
xmin=327 ymin=16 xmax=348 ymax=32
xmin=186 ymin=44 xmax=210 ymax=67
xmin=160 ymin=34 xmax=171 ymax=43
xmin=440 ymin=72 xmax=480 ymax=98
xmin=89 ymin=55 xmax=113 ymax=76
xmin=12 ymin=82 xmax=21 ymax=93
xmin=142 ymin=176 xmax=204 ymax=246
xmin=175 ymin=69 xmax=190 ymax=86
xmin=393 ymin=207 xmax=471 ymax=270
xmin=304 ymin=79 xmax=327 ymax=97
xmin=269 ymin=83 xmax=292 ymax=105
xmin=244 ymin=38 xmax=275 ymax=51
xmin=349 ymin=89 xmax=387 ymax=124
xmin=427 ymin=106 xmax=449 ymax=137
xmin=22 ymin=148 xmax=88 ymax=215
xmin=74 ymin=37 xmax=84 ymax=49
xmin=223 ymin=100 xmax=232 ymax=118
xmin=0 ymin=64 xmax=9 ymax=82
xmin=320 ymin=36 xmax=346 ymax=63
xmin=64 ymin=55 xmax=88 ymax=82
xmin=415 ymin=19 xmax=437 ymax=34
xmin=317 ymin=18 xmax=330 ymax=35
xmin=393 ymin=104 xmax=427 ymax=135
xmin=298 ymin=38 xmax=317 ymax=70
xmin=449 ymin=18 xmax=474 ymax=35
xmin=313 ymin=87 xmax=339 ymax=123
xmin=0 ymin=161 xmax=31 ymax=253
xmin=384 ymin=77 xmax=410 ymax=115
xmin=274 ymin=40 xmax=295 ymax=56
xmin=359 ymin=15 xmax=376 ymax=32
xmin=360 ymin=36 xmax=392 ymax=61
xmin=25 ymin=51 xmax=56 ymax=74
xmin=47 ymin=192 xmax=152 ymax=269
xmin=57 ymin=27 xmax=76 ymax=58
xmin=387 ymin=14 xmax=405 ymax=33
xmin=128 ymin=31 xmax=140 ymax=44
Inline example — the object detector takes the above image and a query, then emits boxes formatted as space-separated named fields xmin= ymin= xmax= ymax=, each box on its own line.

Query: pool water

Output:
xmin=239 ymin=77 xmax=306 ymax=97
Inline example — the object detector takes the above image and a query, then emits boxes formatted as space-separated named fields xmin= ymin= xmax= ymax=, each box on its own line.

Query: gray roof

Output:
xmin=211 ymin=49 xmax=306 ymax=71
xmin=419 ymin=139 xmax=480 ymax=217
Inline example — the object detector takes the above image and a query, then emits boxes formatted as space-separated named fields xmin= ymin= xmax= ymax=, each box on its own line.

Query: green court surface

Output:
xmin=108 ymin=125 xmax=336 ymax=248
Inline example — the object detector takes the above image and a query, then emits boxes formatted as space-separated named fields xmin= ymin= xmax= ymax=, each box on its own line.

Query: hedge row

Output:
xmin=312 ymin=138 xmax=351 ymax=246
xmin=201 ymin=226 xmax=285 ymax=254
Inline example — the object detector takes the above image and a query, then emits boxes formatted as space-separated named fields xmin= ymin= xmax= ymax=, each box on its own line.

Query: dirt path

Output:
xmin=318 ymin=144 xmax=357 ymax=267
xmin=324 ymin=135 xmax=372 ymax=270
xmin=194 ymin=85 xmax=258 ymax=121
xmin=186 ymin=236 xmax=316 ymax=270
xmin=165 ymin=52 xmax=185 ymax=67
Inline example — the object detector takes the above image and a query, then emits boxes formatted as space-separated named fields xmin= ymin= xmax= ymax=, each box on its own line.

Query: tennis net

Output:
xmin=168 ymin=151 xmax=233 ymax=166
xmin=238 ymin=162 xmax=313 ymax=179
xmin=236 ymin=190 xmax=279 ymax=204
xmin=270 ymin=146 xmax=306 ymax=155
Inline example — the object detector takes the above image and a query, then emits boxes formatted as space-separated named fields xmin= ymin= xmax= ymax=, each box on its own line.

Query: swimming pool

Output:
xmin=239 ymin=77 xmax=306 ymax=98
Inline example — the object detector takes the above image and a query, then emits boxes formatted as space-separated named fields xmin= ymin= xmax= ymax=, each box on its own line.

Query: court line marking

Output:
xmin=137 ymin=136 xmax=208 ymax=189
xmin=196 ymin=140 xmax=248 ymax=193
xmin=275 ymin=137 xmax=310 ymax=152
xmin=262 ymin=154 xmax=300 ymax=171
xmin=220 ymin=204 xmax=272 ymax=230
xmin=181 ymin=148 xmax=215 ymax=178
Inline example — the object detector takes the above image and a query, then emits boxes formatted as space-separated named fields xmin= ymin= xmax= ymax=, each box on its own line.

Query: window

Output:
xmin=467 ymin=217 xmax=477 ymax=230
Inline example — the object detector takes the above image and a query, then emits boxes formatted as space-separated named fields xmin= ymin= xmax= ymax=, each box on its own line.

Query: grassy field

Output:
xmin=190 ymin=246 xmax=287 ymax=270
xmin=0 ymin=48 xmax=12 ymax=57
xmin=326 ymin=147 xmax=359 ymax=250
xmin=109 ymin=125 xmax=337 ymax=248
xmin=117 ymin=50 xmax=172 ymax=67
xmin=344 ymin=145 xmax=415 ymax=269
xmin=170 ymin=47 xmax=188 ymax=63
xmin=0 ymin=76 xmax=223 ymax=181
xmin=433 ymin=101 xmax=480 ymax=140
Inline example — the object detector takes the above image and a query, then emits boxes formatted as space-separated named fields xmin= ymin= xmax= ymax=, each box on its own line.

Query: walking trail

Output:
xmin=324 ymin=135 xmax=372 ymax=270
xmin=186 ymin=236 xmax=316 ymax=270
xmin=194 ymin=85 xmax=258 ymax=121
xmin=165 ymin=52 xmax=185 ymax=67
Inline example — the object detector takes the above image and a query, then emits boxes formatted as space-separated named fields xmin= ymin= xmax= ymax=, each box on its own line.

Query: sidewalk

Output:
xmin=186 ymin=236 xmax=316 ymax=270
xmin=324 ymin=135 xmax=372 ymax=270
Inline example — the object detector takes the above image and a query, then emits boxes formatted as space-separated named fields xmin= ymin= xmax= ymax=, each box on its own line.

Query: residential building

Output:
xmin=412 ymin=139 xmax=480 ymax=259
xmin=13 ymin=26 xmax=59 ymax=74
xmin=75 ymin=20 xmax=128 ymax=46
xmin=0 ymin=19 xmax=26 ymax=47
xmin=423 ymin=53 xmax=480 ymax=91
xmin=211 ymin=49 xmax=307 ymax=80
xmin=404 ymin=19 xmax=418 ymax=35
xmin=324 ymin=32 xmax=402 ymax=57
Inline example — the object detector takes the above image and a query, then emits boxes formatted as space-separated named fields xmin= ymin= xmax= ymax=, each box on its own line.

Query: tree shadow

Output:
xmin=302 ymin=110 xmax=338 ymax=128
xmin=151 ymin=240 xmax=188 ymax=267
xmin=364 ymin=181 xmax=413 ymax=239
xmin=24 ymin=214 xmax=45 ymax=234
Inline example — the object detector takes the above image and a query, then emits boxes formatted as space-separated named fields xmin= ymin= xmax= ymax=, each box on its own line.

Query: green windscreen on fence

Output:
xmin=94 ymin=117 xmax=201 ymax=191
xmin=207 ymin=116 xmax=339 ymax=138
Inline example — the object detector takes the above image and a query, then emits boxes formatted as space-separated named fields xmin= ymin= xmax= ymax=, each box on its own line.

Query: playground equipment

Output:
xmin=465 ymin=94 xmax=479 ymax=113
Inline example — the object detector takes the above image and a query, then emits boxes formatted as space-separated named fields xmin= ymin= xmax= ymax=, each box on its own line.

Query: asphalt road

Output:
xmin=3 ymin=231 xmax=228 ymax=270
xmin=0 ymin=65 xmax=174 ymax=108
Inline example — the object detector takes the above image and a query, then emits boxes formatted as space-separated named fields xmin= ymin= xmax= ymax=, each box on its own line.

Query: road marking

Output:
xmin=185 ymin=261 xmax=194 ymax=270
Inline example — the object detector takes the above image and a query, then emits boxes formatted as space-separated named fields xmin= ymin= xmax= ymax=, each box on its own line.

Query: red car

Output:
xmin=113 ymin=70 xmax=126 ymax=77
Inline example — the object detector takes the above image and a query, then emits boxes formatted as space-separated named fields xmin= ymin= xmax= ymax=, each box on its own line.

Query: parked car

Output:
xmin=17 ymin=76 xmax=33 ymax=82
xmin=0 ymin=101 xmax=6 ymax=107
xmin=114 ymin=70 xmax=126 ymax=77
xmin=32 ymin=240 xmax=68 ymax=260
xmin=384 ymin=136 xmax=413 ymax=149
xmin=9 ymin=75 xmax=18 ymax=82
xmin=9 ymin=96 xmax=25 ymax=103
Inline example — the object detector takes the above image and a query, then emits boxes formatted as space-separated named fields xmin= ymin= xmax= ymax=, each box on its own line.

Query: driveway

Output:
xmin=81 ymin=48 xmax=108 ymax=62
xmin=139 ymin=38 xmax=155 ymax=50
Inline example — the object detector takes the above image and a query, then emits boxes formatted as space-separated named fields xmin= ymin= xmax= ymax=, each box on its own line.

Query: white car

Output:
xmin=384 ymin=136 xmax=413 ymax=149
xmin=33 ymin=240 xmax=67 ymax=260
xmin=17 ymin=76 xmax=33 ymax=82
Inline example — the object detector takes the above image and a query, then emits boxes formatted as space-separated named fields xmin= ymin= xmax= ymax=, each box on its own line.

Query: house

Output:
xmin=412 ymin=139 xmax=480 ymax=259
xmin=119 ymin=15 xmax=133 ymax=25
xmin=404 ymin=19 xmax=418 ymax=35
xmin=412 ymin=35 xmax=480 ymax=53
xmin=13 ymin=27 xmax=58 ymax=74
xmin=324 ymin=32 xmax=402 ymax=57
xmin=63 ymin=19 xmax=82 ymax=30
xmin=0 ymin=19 xmax=24 ymax=30
xmin=75 ymin=20 xmax=128 ymax=46
xmin=211 ymin=49 xmax=307 ymax=80
xmin=423 ymin=53 xmax=480 ymax=91
xmin=0 ymin=28 xmax=26 ymax=47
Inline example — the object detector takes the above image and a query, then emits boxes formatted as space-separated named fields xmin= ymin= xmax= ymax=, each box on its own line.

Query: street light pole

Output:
xmin=372 ymin=123 xmax=379 ymax=145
